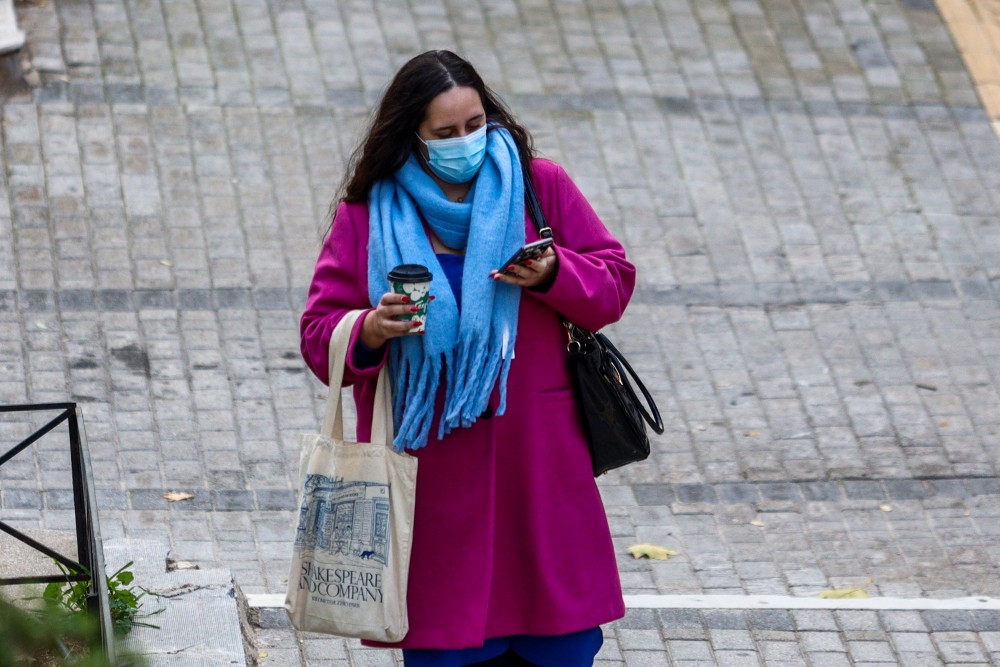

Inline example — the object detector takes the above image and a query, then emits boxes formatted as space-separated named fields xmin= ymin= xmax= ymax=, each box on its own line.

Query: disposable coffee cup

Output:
xmin=388 ymin=264 xmax=433 ymax=333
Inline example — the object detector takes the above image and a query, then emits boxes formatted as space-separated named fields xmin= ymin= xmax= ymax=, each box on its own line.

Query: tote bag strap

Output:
xmin=320 ymin=309 xmax=393 ymax=446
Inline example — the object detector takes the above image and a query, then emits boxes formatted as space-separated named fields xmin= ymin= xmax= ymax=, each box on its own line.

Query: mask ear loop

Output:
xmin=413 ymin=134 xmax=433 ymax=170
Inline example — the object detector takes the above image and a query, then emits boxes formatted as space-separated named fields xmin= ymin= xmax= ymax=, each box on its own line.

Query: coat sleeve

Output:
xmin=300 ymin=202 xmax=387 ymax=387
xmin=526 ymin=161 xmax=636 ymax=332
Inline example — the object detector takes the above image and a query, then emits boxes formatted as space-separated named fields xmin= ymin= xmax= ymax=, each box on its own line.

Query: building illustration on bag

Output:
xmin=294 ymin=475 xmax=390 ymax=566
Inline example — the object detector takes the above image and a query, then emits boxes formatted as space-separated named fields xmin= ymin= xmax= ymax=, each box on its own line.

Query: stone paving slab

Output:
xmin=103 ymin=537 xmax=248 ymax=666
xmin=4 ymin=0 xmax=1000 ymax=664
xmin=250 ymin=607 xmax=1000 ymax=666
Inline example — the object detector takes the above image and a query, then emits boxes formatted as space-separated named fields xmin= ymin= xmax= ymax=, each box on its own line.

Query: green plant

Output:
xmin=36 ymin=561 xmax=160 ymax=636
xmin=0 ymin=593 xmax=108 ymax=666
xmin=0 ymin=593 xmax=151 ymax=666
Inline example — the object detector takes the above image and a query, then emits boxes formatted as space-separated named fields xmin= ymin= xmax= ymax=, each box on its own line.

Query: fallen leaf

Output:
xmin=163 ymin=491 xmax=194 ymax=502
xmin=750 ymin=519 xmax=765 ymax=527
xmin=880 ymin=504 xmax=893 ymax=512
xmin=626 ymin=544 xmax=678 ymax=560
xmin=167 ymin=559 xmax=200 ymax=571
xmin=818 ymin=588 xmax=871 ymax=599
xmin=743 ymin=430 xmax=760 ymax=437
xmin=159 ymin=259 xmax=173 ymax=267
xmin=938 ymin=420 xmax=949 ymax=428
xmin=259 ymin=652 xmax=269 ymax=659
xmin=693 ymin=424 xmax=707 ymax=431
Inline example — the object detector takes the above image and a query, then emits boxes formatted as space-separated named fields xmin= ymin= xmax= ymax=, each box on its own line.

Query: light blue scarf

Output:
xmin=368 ymin=127 xmax=525 ymax=450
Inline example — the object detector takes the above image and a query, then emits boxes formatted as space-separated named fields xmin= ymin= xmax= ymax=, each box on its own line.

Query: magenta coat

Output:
xmin=300 ymin=159 xmax=634 ymax=649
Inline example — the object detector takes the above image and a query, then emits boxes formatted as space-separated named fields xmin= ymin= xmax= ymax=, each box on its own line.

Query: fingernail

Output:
xmin=401 ymin=296 xmax=410 ymax=303
xmin=493 ymin=274 xmax=501 ymax=281
xmin=410 ymin=306 xmax=419 ymax=312
xmin=411 ymin=321 xmax=421 ymax=327
xmin=525 ymin=260 xmax=533 ymax=266
xmin=430 ymin=296 xmax=436 ymax=301
xmin=507 ymin=266 xmax=516 ymax=272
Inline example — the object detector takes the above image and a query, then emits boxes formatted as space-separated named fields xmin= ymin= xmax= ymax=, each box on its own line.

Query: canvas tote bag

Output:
xmin=285 ymin=309 xmax=418 ymax=641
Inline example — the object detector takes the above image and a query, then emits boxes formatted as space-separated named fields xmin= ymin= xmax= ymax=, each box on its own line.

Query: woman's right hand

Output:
xmin=360 ymin=293 xmax=426 ymax=348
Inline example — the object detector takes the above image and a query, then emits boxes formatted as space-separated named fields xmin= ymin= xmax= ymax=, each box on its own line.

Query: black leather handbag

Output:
xmin=523 ymin=173 xmax=664 ymax=476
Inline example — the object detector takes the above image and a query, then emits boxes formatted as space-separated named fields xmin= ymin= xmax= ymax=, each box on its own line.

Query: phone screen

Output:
xmin=499 ymin=238 xmax=554 ymax=275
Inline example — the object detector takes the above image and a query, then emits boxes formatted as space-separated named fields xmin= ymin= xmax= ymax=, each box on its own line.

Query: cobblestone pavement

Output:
xmin=3 ymin=0 xmax=1000 ymax=664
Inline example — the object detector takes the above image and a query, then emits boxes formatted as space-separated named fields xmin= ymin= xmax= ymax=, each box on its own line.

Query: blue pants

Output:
xmin=402 ymin=627 xmax=603 ymax=667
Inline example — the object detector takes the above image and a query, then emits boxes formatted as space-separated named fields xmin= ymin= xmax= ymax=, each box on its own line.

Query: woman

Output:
xmin=300 ymin=50 xmax=634 ymax=667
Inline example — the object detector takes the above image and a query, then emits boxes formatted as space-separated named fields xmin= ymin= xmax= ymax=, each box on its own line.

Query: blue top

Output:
xmin=436 ymin=253 xmax=465 ymax=312
xmin=354 ymin=253 xmax=465 ymax=366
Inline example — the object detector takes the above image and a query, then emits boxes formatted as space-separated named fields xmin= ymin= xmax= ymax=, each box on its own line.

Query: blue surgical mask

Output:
xmin=418 ymin=124 xmax=488 ymax=184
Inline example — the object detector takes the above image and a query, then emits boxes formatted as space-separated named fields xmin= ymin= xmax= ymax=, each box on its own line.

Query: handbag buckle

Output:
xmin=564 ymin=322 xmax=582 ymax=354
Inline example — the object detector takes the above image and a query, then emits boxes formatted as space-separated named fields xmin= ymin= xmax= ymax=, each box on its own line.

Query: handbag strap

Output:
xmin=321 ymin=309 xmax=393 ymax=445
xmin=524 ymin=167 xmax=665 ymax=437
xmin=592 ymin=330 xmax=665 ymax=435
xmin=523 ymin=169 xmax=553 ymax=240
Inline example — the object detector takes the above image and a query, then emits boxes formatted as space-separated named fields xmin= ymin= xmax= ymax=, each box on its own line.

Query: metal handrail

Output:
xmin=0 ymin=403 xmax=114 ymax=661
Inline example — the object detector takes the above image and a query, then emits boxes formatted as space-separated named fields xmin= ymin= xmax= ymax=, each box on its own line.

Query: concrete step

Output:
xmin=103 ymin=537 xmax=253 ymax=666
xmin=0 ymin=0 xmax=25 ymax=54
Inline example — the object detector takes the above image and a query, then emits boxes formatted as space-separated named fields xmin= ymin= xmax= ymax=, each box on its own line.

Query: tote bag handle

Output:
xmin=320 ymin=309 xmax=394 ymax=446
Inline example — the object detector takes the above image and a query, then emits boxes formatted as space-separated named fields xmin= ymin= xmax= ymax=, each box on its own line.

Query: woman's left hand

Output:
xmin=490 ymin=246 xmax=558 ymax=289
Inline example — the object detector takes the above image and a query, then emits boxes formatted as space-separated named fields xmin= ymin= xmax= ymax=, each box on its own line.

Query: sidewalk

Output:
xmin=2 ymin=0 xmax=1000 ymax=664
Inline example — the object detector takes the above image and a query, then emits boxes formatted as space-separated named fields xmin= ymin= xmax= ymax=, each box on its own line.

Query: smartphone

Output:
xmin=498 ymin=238 xmax=554 ymax=275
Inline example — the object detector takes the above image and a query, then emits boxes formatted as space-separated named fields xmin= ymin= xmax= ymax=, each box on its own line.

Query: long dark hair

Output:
xmin=337 ymin=50 xmax=535 ymax=206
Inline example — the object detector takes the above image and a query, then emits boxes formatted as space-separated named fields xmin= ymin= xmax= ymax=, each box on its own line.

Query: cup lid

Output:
xmin=387 ymin=264 xmax=433 ymax=282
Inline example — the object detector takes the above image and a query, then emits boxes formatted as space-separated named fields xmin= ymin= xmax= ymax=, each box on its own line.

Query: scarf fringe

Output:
xmin=447 ymin=331 xmax=515 ymax=431
xmin=392 ymin=353 xmax=443 ymax=451
xmin=393 ymin=324 xmax=523 ymax=448
xmin=464 ymin=352 xmax=501 ymax=426
xmin=495 ymin=355 xmax=513 ymax=416
xmin=394 ymin=329 xmax=516 ymax=449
